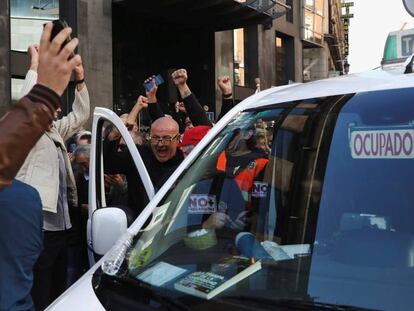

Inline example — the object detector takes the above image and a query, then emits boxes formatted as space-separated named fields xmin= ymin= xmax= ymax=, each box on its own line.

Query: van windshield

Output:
xmin=97 ymin=88 xmax=414 ymax=311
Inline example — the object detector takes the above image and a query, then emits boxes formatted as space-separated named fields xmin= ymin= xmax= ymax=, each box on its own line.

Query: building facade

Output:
xmin=0 ymin=0 xmax=345 ymax=125
xmin=1 ymin=0 xmax=112 ymax=128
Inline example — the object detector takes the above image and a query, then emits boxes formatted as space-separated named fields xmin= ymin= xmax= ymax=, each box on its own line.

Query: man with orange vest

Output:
xmin=216 ymin=150 xmax=268 ymax=207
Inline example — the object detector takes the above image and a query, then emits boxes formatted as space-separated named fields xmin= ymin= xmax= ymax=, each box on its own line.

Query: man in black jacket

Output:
xmin=103 ymin=116 xmax=183 ymax=218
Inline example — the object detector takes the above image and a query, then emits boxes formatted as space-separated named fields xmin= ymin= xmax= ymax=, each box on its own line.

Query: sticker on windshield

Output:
xmin=188 ymin=194 xmax=217 ymax=214
xmin=349 ymin=125 xmax=414 ymax=159
xmin=128 ymin=246 xmax=153 ymax=274
xmin=252 ymin=181 xmax=269 ymax=198
xmin=137 ymin=262 xmax=187 ymax=287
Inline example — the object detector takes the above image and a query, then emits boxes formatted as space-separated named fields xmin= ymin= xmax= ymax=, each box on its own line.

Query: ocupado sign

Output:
xmin=350 ymin=126 xmax=414 ymax=159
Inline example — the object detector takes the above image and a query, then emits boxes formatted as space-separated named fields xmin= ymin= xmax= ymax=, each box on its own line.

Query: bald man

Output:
xmin=149 ymin=117 xmax=180 ymax=162
xmin=104 ymin=116 xmax=183 ymax=218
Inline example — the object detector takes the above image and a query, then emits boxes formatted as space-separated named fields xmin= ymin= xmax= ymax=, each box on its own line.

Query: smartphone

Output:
xmin=49 ymin=19 xmax=72 ymax=52
xmin=143 ymin=74 xmax=164 ymax=92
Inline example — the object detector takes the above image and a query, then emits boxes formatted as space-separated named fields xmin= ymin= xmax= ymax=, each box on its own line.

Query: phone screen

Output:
xmin=143 ymin=74 xmax=164 ymax=92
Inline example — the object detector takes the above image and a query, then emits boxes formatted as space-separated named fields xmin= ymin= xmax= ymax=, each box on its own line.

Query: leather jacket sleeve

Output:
xmin=0 ymin=84 xmax=61 ymax=191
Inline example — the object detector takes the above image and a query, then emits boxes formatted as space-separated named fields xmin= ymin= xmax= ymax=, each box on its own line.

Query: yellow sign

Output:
xmin=341 ymin=2 xmax=354 ymax=7
xmin=341 ymin=13 xmax=354 ymax=19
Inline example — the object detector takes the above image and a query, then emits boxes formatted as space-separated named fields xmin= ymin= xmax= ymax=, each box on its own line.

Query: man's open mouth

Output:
xmin=156 ymin=147 xmax=168 ymax=156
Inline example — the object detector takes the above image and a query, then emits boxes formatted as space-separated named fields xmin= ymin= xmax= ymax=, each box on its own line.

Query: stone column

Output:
xmin=77 ymin=0 xmax=112 ymax=128
xmin=258 ymin=25 xmax=277 ymax=89
xmin=215 ymin=30 xmax=234 ymax=116
xmin=0 ymin=0 xmax=10 ymax=117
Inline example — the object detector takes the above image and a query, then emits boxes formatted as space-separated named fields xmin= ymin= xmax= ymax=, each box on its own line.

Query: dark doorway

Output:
xmin=275 ymin=32 xmax=295 ymax=86
xmin=113 ymin=6 xmax=216 ymax=119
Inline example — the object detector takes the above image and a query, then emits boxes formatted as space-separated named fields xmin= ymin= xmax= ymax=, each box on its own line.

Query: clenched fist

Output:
xmin=171 ymin=69 xmax=188 ymax=87
xmin=217 ymin=76 xmax=232 ymax=96
xmin=171 ymin=69 xmax=191 ymax=99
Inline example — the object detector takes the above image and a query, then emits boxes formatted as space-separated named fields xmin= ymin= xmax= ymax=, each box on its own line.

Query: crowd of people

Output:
xmin=0 ymin=22 xmax=271 ymax=311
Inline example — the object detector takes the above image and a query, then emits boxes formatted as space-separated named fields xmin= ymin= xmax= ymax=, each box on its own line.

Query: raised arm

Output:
xmin=20 ymin=45 xmax=40 ymax=96
xmin=21 ymin=44 xmax=90 ymax=141
xmin=217 ymin=75 xmax=235 ymax=121
xmin=127 ymin=95 xmax=149 ymax=127
xmin=172 ymin=69 xmax=212 ymax=127
xmin=144 ymin=77 xmax=165 ymax=121
xmin=54 ymin=63 xmax=90 ymax=140
xmin=0 ymin=22 xmax=81 ymax=191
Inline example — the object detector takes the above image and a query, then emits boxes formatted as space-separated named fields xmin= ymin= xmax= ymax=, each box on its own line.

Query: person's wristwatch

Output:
xmin=75 ymin=78 xmax=85 ymax=84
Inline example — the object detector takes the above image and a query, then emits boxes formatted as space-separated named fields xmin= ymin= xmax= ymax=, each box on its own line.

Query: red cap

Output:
xmin=180 ymin=125 xmax=211 ymax=147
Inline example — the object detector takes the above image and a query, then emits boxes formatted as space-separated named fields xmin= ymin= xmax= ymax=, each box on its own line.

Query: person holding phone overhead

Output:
xmin=14 ymin=20 xmax=90 ymax=310
xmin=103 ymin=77 xmax=184 ymax=217
xmin=0 ymin=21 xmax=83 ymax=311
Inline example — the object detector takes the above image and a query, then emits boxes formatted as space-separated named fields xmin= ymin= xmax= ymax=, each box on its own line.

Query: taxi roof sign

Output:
xmin=382 ymin=28 xmax=414 ymax=65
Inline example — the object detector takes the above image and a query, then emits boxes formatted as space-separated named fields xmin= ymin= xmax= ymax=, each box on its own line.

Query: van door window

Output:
xmin=100 ymin=120 xmax=149 ymax=224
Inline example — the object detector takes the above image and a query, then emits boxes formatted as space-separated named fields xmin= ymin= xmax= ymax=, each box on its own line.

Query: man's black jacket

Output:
xmin=103 ymin=140 xmax=184 ymax=218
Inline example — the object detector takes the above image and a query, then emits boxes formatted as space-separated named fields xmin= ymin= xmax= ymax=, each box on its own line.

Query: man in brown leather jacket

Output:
xmin=0 ymin=22 xmax=82 ymax=311
xmin=0 ymin=22 xmax=82 ymax=192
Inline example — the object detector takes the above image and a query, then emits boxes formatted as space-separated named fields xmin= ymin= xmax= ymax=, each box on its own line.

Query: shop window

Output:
xmin=10 ymin=0 xmax=59 ymax=51
xmin=11 ymin=78 xmax=25 ymax=104
xmin=11 ymin=0 xmax=59 ymax=18
xmin=302 ymin=0 xmax=324 ymax=46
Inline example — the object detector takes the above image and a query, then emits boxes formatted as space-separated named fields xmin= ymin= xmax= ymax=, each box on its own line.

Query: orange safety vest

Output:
xmin=216 ymin=151 xmax=268 ymax=204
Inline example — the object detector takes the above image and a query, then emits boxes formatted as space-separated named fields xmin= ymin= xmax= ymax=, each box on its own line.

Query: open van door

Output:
xmin=87 ymin=107 xmax=155 ymax=266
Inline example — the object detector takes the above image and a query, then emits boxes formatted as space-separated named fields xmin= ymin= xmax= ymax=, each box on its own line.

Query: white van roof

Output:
xmin=236 ymin=66 xmax=414 ymax=112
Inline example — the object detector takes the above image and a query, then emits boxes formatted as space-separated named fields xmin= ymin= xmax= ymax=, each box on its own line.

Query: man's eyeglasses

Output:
xmin=148 ymin=134 xmax=179 ymax=145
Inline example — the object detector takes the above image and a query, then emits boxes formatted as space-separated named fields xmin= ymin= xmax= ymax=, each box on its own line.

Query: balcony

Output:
xmin=112 ymin=0 xmax=276 ymax=31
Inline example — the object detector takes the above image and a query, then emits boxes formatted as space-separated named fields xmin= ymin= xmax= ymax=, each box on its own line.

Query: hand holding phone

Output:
xmin=48 ymin=19 xmax=75 ymax=59
xmin=143 ymin=74 xmax=164 ymax=92
xmin=37 ymin=22 xmax=81 ymax=96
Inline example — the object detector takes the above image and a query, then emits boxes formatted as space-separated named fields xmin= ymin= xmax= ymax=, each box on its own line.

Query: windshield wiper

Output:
xmin=221 ymin=295 xmax=375 ymax=310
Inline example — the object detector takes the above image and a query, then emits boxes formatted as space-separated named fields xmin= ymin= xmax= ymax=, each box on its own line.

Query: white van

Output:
xmin=48 ymin=59 xmax=414 ymax=310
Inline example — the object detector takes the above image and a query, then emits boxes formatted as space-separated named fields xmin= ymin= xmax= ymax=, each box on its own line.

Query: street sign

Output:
xmin=341 ymin=2 xmax=354 ymax=7
xmin=341 ymin=13 xmax=354 ymax=19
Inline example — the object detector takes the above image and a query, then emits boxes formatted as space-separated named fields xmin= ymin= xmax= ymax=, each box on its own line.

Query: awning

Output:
xmin=112 ymin=0 xmax=275 ymax=31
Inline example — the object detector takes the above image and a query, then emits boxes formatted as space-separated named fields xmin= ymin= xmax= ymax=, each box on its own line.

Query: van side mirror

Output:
xmin=91 ymin=207 xmax=127 ymax=255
